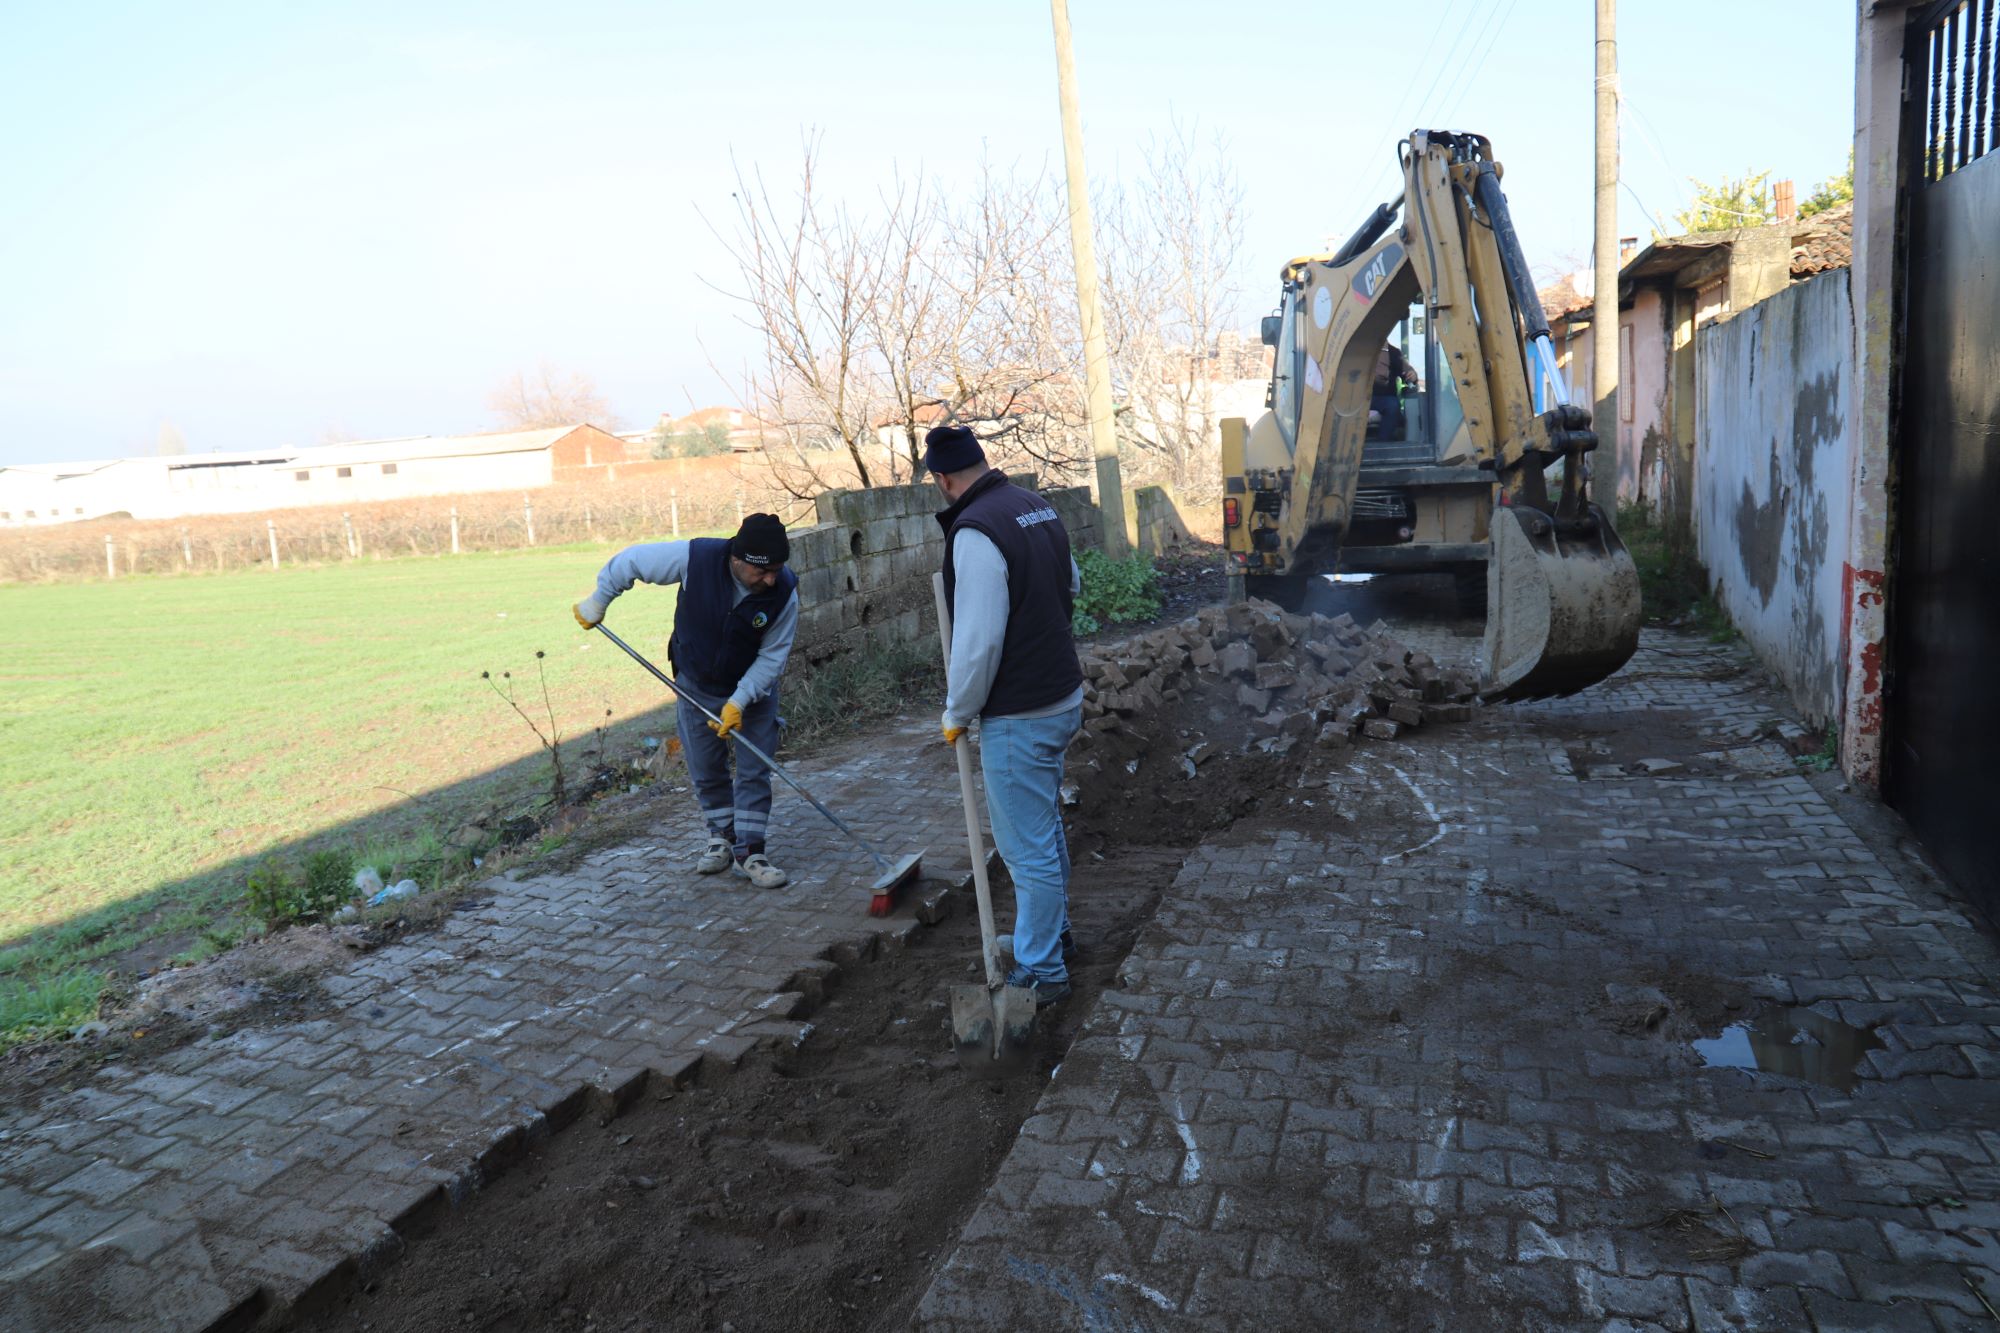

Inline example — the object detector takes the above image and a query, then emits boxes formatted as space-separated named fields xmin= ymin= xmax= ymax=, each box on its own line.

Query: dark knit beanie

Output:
xmin=922 ymin=425 xmax=987 ymax=476
xmin=729 ymin=513 xmax=790 ymax=567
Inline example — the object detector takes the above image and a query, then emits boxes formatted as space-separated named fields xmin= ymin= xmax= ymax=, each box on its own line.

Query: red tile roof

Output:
xmin=1790 ymin=203 xmax=1853 ymax=276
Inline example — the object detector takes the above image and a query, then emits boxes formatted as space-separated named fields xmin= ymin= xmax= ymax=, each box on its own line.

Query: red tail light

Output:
xmin=1223 ymin=498 xmax=1240 ymax=528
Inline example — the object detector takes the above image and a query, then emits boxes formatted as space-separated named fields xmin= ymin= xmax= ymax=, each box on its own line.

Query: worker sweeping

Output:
xmin=573 ymin=514 xmax=798 ymax=888
xmin=927 ymin=425 xmax=1083 ymax=1008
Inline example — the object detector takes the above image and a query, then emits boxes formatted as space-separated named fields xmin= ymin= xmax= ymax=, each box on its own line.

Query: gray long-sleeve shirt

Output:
xmin=942 ymin=528 xmax=1084 ymax=729
xmin=584 ymin=540 xmax=798 ymax=711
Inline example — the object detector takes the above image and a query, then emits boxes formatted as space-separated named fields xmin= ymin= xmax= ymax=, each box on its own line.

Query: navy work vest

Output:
xmin=669 ymin=537 xmax=798 ymax=693
xmin=938 ymin=470 xmax=1083 ymax=718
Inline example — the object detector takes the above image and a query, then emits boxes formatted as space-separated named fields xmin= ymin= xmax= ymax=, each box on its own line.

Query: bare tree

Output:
xmin=1099 ymin=122 xmax=1247 ymax=499
xmin=714 ymin=128 xmax=1245 ymax=503
xmin=489 ymin=363 xmax=618 ymax=431
xmin=711 ymin=137 xmax=888 ymax=496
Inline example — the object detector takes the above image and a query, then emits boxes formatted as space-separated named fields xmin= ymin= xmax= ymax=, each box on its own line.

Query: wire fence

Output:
xmin=0 ymin=476 xmax=821 ymax=584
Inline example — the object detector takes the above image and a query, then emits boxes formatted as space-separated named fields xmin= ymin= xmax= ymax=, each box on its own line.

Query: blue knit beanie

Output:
xmin=922 ymin=425 xmax=987 ymax=476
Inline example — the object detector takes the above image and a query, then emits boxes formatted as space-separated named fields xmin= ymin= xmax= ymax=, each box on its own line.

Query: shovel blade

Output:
xmin=950 ymin=983 xmax=1039 ymax=1074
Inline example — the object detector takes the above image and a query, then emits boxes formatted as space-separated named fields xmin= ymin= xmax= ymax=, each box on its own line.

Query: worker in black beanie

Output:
xmin=575 ymin=513 xmax=800 ymax=888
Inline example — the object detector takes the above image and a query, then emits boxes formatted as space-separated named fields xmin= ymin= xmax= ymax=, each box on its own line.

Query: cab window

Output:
xmin=1272 ymin=289 xmax=1303 ymax=451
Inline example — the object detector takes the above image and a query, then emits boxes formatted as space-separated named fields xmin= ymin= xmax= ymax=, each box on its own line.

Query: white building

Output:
xmin=0 ymin=424 xmax=624 ymax=526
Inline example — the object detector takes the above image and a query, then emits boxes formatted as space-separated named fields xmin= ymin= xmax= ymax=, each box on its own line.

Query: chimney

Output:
xmin=1774 ymin=179 xmax=1796 ymax=222
xmin=1618 ymin=235 xmax=1640 ymax=262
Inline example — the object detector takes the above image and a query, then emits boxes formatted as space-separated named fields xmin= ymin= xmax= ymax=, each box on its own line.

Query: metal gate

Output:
xmin=1890 ymin=0 xmax=2000 ymax=922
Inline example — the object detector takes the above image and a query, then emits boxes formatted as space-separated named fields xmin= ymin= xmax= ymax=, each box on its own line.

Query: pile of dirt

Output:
xmin=1065 ymin=600 xmax=1480 ymax=848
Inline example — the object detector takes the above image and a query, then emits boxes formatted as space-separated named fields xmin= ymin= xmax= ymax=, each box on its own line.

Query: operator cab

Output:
xmin=1260 ymin=286 xmax=1469 ymax=466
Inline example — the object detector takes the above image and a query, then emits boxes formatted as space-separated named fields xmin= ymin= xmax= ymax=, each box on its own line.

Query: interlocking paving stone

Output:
xmin=0 ymin=719 xmax=970 ymax=1330
xmin=916 ymin=629 xmax=2000 ymax=1331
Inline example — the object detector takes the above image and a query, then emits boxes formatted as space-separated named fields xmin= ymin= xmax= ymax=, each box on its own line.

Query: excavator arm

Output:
xmin=1227 ymin=130 xmax=1639 ymax=699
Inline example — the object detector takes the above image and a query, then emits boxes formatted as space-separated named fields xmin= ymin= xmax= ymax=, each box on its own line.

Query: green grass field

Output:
xmin=0 ymin=544 xmax=701 ymax=999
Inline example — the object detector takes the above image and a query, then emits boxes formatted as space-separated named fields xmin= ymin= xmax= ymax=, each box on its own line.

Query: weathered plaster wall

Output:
xmin=1695 ymin=272 xmax=1857 ymax=725
xmin=1618 ymin=290 xmax=1673 ymax=509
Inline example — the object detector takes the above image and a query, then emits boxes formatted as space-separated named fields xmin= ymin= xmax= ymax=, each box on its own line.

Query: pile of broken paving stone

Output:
xmin=1075 ymin=599 xmax=1479 ymax=760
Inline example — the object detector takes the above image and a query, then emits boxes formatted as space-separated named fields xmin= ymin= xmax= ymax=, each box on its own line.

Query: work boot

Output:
xmin=733 ymin=853 xmax=789 ymax=889
xmin=1005 ymin=966 xmax=1072 ymax=1009
xmin=696 ymin=835 xmax=733 ymax=874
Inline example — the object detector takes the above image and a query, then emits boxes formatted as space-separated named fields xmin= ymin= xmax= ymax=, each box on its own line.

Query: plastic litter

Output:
xmin=367 ymin=878 xmax=421 ymax=907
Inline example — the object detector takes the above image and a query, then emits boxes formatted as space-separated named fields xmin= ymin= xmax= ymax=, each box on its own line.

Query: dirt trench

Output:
xmin=282 ymin=843 xmax=1184 ymax=1333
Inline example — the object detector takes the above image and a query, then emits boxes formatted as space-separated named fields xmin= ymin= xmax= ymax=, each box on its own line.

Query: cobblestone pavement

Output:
xmin=0 ymin=720 xmax=971 ymax=1332
xmin=917 ymin=627 xmax=2000 ymax=1331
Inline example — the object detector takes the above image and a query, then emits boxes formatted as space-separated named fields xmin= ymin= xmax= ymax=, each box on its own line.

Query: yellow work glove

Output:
xmin=942 ymin=722 xmax=966 ymax=747
xmin=573 ymin=595 xmax=606 ymax=629
xmin=709 ymin=701 xmax=745 ymax=740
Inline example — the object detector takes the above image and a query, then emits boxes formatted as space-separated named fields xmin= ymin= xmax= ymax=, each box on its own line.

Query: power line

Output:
xmin=1354 ymin=0 xmax=1491 ymax=213
xmin=1620 ymin=179 xmax=1665 ymax=238
xmin=1363 ymin=0 xmax=1474 ymax=174
xmin=1434 ymin=0 xmax=1524 ymax=132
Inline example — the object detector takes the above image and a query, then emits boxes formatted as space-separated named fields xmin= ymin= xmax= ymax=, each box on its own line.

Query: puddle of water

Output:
xmin=1693 ymin=1005 xmax=1884 ymax=1091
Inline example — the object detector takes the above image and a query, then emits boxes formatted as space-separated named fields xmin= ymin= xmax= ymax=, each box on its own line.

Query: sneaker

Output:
xmin=1004 ymin=966 xmax=1072 ymax=1009
xmin=695 ymin=836 xmax=733 ymax=874
xmin=733 ymin=853 xmax=789 ymax=889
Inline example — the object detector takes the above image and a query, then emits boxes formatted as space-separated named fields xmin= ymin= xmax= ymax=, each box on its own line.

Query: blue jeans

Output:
xmin=673 ymin=675 xmax=781 ymax=857
xmin=980 ymin=705 xmax=1081 ymax=983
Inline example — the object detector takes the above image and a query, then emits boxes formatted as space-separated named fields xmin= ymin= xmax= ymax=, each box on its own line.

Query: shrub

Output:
xmin=1071 ymin=548 xmax=1162 ymax=636
xmin=782 ymin=638 xmax=944 ymax=750
xmin=245 ymin=848 xmax=355 ymax=926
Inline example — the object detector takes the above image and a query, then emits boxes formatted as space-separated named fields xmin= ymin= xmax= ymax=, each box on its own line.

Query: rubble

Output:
xmin=1073 ymin=599 xmax=1479 ymax=760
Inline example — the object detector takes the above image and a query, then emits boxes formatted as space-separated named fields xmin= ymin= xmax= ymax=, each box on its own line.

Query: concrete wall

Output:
xmin=1695 ymin=271 xmax=1857 ymax=725
xmin=1838 ymin=0 xmax=1907 ymax=790
xmin=786 ymin=480 xmax=1102 ymax=662
xmin=1133 ymin=484 xmax=1199 ymax=557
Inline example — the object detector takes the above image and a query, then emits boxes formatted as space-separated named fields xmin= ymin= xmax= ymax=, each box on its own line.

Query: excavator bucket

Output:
xmin=1482 ymin=504 xmax=1642 ymax=702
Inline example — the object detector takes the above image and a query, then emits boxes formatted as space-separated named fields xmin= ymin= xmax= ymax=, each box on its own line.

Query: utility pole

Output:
xmin=1049 ymin=0 xmax=1129 ymax=555
xmin=1593 ymin=0 xmax=1621 ymax=503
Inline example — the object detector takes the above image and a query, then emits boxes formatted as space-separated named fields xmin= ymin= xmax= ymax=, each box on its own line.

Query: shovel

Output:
xmin=588 ymin=620 xmax=924 ymax=905
xmin=932 ymin=573 xmax=1038 ymax=1073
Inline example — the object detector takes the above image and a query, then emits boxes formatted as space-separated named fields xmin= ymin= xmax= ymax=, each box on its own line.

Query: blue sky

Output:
xmin=0 ymin=1 xmax=1856 ymax=464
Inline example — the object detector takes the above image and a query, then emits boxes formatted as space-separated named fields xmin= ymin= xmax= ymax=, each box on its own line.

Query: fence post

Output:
xmin=735 ymin=487 xmax=744 ymax=523
xmin=104 ymin=535 xmax=115 ymax=579
xmin=267 ymin=519 xmax=279 ymax=570
xmin=671 ymin=488 xmax=681 ymax=538
xmin=450 ymin=506 xmax=461 ymax=555
xmin=584 ymin=501 xmax=594 ymax=540
xmin=342 ymin=512 xmax=357 ymax=559
xmin=523 ymin=496 xmax=536 ymax=547
xmin=181 ymin=527 xmax=192 ymax=568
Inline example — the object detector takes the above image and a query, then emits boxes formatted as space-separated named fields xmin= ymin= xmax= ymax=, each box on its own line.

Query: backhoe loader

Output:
xmin=1220 ymin=130 xmax=1640 ymax=700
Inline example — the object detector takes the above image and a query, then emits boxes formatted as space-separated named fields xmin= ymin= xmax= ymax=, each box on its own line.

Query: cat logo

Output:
xmin=751 ymin=611 xmax=769 ymax=629
xmin=1351 ymin=242 xmax=1404 ymax=305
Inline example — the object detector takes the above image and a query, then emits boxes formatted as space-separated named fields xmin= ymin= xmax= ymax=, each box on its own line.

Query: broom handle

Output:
xmin=591 ymin=621 xmax=893 ymax=875
xmin=933 ymin=574 xmax=1005 ymax=993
